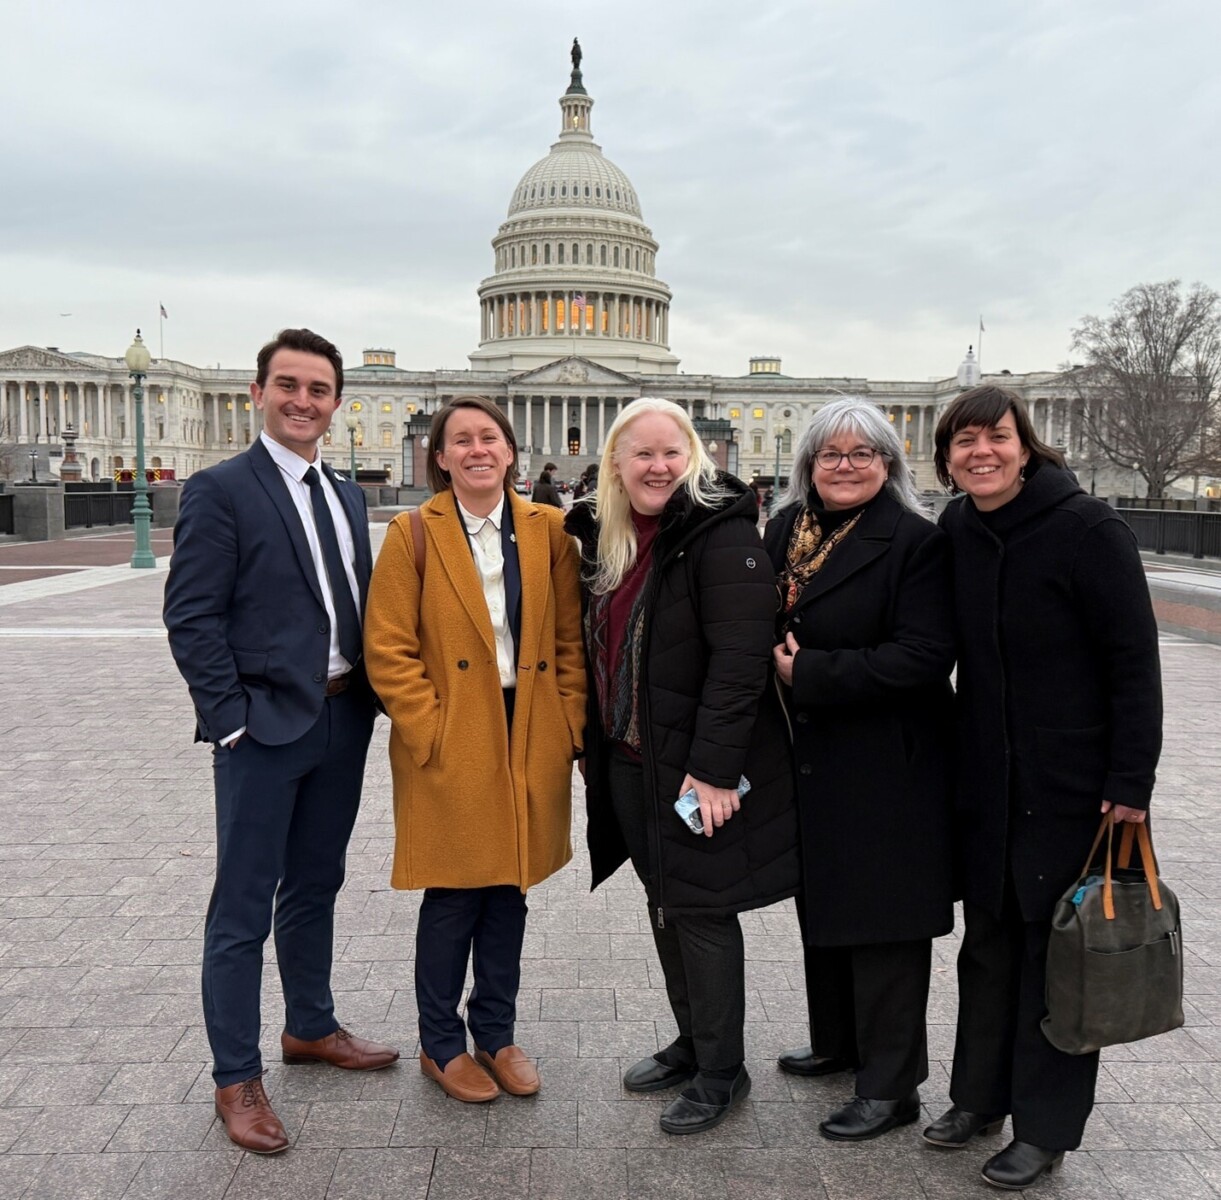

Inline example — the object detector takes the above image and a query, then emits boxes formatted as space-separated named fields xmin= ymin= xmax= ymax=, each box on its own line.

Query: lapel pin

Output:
xmin=510 ymin=533 xmax=517 ymax=542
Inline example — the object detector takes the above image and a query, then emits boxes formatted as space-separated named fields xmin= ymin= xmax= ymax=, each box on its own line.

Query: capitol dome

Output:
xmin=469 ymin=46 xmax=678 ymax=375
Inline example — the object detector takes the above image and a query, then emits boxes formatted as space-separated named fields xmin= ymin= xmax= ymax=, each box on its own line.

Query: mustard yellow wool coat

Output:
xmin=364 ymin=489 xmax=587 ymax=892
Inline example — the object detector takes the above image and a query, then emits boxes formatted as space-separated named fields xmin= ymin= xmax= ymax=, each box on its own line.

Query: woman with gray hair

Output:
xmin=763 ymin=397 xmax=956 ymax=1142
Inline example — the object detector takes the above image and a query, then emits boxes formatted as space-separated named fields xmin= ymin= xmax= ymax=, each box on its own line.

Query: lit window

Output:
xmin=752 ymin=408 xmax=765 ymax=419
xmin=729 ymin=408 xmax=741 ymax=420
xmin=382 ymin=402 xmax=392 ymax=413
xmin=351 ymin=401 xmax=363 ymax=412
xmin=381 ymin=429 xmax=393 ymax=448
xmin=751 ymin=433 xmax=764 ymax=454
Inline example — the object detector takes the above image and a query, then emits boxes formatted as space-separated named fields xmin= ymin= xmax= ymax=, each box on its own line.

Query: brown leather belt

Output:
xmin=325 ymin=674 xmax=351 ymax=697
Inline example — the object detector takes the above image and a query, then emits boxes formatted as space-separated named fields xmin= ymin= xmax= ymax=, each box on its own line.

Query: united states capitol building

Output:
xmin=0 ymin=50 xmax=1100 ymax=495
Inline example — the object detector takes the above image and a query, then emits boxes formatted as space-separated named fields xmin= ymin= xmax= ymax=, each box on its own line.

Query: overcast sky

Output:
xmin=2 ymin=0 xmax=1218 ymax=383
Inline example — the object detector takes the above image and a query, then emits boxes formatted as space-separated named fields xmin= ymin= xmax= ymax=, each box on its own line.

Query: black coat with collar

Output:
xmin=763 ymin=489 xmax=956 ymax=946
xmin=565 ymin=476 xmax=800 ymax=920
xmin=939 ymin=463 xmax=1162 ymax=922
xmin=164 ymin=438 xmax=376 ymax=745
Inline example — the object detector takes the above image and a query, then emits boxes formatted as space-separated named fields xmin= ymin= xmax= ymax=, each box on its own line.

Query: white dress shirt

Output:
xmin=457 ymin=496 xmax=516 ymax=688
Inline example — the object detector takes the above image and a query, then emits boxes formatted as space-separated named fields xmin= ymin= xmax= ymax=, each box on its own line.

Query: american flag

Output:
xmin=573 ymin=292 xmax=586 ymax=309
xmin=160 ymin=304 xmax=168 ymax=319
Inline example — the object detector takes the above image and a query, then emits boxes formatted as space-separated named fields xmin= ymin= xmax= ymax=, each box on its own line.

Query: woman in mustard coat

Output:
xmin=364 ymin=396 xmax=586 ymax=1104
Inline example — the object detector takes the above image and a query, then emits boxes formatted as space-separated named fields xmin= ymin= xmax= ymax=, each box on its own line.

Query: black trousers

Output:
xmin=608 ymin=753 xmax=746 ymax=1071
xmin=950 ymin=890 xmax=1100 ymax=1150
xmin=795 ymin=900 xmax=932 ymax=1100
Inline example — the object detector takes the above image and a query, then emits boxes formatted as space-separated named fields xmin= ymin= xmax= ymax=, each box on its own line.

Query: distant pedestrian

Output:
xmin=573 ymin=463 xmax=599 ymax=500
xmin=532 ymin=462 xmax=563 ymax=508
xmin=163 ymin=328 xmax=398 ymax=1156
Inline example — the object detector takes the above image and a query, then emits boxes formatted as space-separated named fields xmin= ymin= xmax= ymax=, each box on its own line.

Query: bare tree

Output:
xmin=1066 ymin=280 xmax=1221 ymax=497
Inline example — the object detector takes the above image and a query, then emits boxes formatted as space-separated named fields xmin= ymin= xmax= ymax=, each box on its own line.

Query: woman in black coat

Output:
xmin=926 ymin=386 xmax=1162 ymax=1190
xmin=565 ymin=398 xmax=798 ymax=1137
xmin=763 ymin=397 xmax=955 ymax=1143
xmin=532 ymin=465 xmax=564 ymax=508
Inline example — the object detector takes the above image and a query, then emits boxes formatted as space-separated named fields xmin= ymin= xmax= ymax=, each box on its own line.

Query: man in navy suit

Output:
xmin=164 ymin=329 xmax=398 ymax=1154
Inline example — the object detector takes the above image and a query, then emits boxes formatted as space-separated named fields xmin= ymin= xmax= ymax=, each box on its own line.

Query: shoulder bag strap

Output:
xmin=409 ymin=508 xmax=426 ymax=583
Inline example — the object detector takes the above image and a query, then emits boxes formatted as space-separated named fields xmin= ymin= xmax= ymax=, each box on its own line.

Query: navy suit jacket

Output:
xmin=163 ymin=438 xmax=375 ymax=745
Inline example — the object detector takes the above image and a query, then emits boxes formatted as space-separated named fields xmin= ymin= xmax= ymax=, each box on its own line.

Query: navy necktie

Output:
xmin=304 ymin=466 xmax=362 ymax=667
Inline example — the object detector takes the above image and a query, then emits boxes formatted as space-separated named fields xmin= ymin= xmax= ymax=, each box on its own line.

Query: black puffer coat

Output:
xmin=940 ymin=462 xmax=1162 ymax=922
xmin=565 ymin=476 xmax=800 ymax=922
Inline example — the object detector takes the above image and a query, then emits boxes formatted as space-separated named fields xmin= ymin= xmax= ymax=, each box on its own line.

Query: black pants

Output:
xmin=795 ymin=902 xmax=932 ymax=1100
xmin=950 ymin=891 xmax=1100 ymax=1150
xmin=608 ymin=753 xmax=745 ymax=1071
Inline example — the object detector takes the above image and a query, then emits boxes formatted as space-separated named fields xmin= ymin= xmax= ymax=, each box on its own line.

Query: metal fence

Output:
xmin=1117 ymin=507 xmax=1221 ymax=559
xmin=63 ymin=491 xmax=136 ymax=530
xmin=0 ymin=494 xmax=13 ymax=535
xmin=1119 ymin=496 xmax=1221 ymax=512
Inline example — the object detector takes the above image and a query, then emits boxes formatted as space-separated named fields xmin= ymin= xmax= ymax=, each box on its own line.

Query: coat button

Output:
xmin=799 ymin=763 xmax=813 ymax=775
xmin=458 ymin=660 xmax=469 ymax=670
xmin=318 ymin=625 xmax=327 ymax=635
xmin=538 ymin=661 xmax=548 ymax=671
xmin=313 ymin=672 xmax=323 ymax=682
xmin=795 ymin=712 xmax=809 ymax=724
xmin=792 ymin=615 xmax=802 ymax=625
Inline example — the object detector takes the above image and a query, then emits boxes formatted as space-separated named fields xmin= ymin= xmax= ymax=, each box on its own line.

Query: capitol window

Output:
xmin=595 ymin=186 xmax=602 ymax=198
xmin=586 ymin=243 xmax=593 ymax=262
xmin=729 ymin=408 xmax=741 ymax=419
xmin=613 ymin=246 xmax=620 ymax=267
xmin=545 ymin=245 xmax=551 ymax=264
xmin=550 ymin=184 xmax=556 ymax=198
xmin=561 ymin=184 xmax=567 ymax=197
xmin=752 ymin=431 xmax=764 ymax=454
xmin=584 ymin=184 xmax=590 ymax=197
xmin=752 ymin=408 xmax=765 ymax=419
xmin=600 ymin=245 xmax=607 ymax=265
xmin=572 ymin=243 xmax=579 ymax=261
xmin=532 ymin=245 xmax=538 ymax=264
xmin=557 ymin=244 xmax=564 ymax=263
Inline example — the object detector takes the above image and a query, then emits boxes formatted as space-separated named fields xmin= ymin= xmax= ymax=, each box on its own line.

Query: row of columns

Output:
xmin=480 ymin=291 xmax=669 ymax=346
xmin=504 ymin=393 xmax=695 ymax=457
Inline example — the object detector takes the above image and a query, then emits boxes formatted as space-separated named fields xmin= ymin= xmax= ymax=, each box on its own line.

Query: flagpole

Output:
xmin=159 ymin=312 xmax=164 ymax=360
xmin=978 ymin=315 xmax=984 ymax=377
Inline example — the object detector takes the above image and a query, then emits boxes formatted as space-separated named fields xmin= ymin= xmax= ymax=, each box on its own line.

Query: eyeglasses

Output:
xmin=814 ymin=448 xmax=882 ymax=469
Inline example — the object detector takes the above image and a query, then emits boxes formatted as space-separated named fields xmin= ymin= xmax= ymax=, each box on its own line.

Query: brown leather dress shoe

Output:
xmin=281 ymin=1027 xmax=399 ymax=1071
xmin=474 ymin=1045 xmax=541 ymax=1096
xmin=214 ymin=1075 xmax=289 ymax=1154
xmin=419 ymin=1050 xmax=499 ymax=1102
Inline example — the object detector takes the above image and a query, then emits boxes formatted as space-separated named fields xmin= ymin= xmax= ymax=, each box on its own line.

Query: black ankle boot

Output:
xmin=981 ymin=1140 xmax=1065 ymax=1189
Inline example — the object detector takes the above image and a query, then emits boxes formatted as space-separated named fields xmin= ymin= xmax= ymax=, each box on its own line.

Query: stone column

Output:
xmin=542 ymin=396 xmax=552 ymax=455
xmin=521 ymin=394 xmax=532 ymax=451
xmin=505 ymin=393 xmax=515 ymax=443
xmin=579 ymin=397 xmax=588 ymax=454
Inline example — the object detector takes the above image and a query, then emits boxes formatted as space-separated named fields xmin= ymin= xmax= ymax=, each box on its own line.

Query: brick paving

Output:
xmin=0 ymin=525 xmax=1218 ymax=1198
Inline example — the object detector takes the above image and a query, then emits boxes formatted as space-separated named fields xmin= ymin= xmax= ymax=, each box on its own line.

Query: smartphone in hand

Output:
xmin=674 ymin=776 xmax=752 ymax=835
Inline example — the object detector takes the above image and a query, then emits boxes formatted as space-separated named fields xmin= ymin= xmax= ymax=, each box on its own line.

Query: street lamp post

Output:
xmin=345 ymin=413 xmax=360 ymax=480
xmin=772 ymin=433 xmax=782 ymax=514
xmin=124 ymin=330 xmax=156 ymax=568
xmin=29 ymin=448 xmax=38 ymax=483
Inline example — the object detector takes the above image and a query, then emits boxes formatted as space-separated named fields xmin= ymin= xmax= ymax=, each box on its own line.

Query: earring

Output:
xmin=1019 ymin=464 xmax=1027 ymax=483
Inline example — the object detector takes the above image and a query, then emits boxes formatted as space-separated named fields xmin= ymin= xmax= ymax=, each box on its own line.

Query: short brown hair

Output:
xmin=255 ymin=328 xmax=343 ymax=397
xmin=933 ymin=385 xmax=1065 ymax=491
xmin=426 ymin=396 xmax=518 ymax=495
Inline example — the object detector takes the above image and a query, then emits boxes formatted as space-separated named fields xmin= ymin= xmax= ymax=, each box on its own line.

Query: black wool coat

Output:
xmin=763 ymin=490 xmax=956 ymax=947
xmin=565 ymin=477 xmax=800 ymax=922
xmin=939 ymin=463 xmax=1163 ymax=922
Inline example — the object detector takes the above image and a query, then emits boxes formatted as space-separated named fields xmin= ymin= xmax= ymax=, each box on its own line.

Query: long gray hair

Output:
xmin=779 ymin=397 xmax=930 ymax=517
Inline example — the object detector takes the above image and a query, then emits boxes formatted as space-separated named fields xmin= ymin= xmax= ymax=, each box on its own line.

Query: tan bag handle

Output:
xmin=409 ymin=508 xmax=426 ymax=582
xmin=1082 ymin=813 xmax=1163 ymax=921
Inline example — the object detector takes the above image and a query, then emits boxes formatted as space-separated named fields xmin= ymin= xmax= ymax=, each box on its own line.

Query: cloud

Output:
xmin=1 ymin=0 xmax=1218 ymax=381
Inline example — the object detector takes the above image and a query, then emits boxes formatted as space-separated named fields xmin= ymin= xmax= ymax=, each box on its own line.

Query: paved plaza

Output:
xmin=0 ymin=526 xmax=1219 ymax=1199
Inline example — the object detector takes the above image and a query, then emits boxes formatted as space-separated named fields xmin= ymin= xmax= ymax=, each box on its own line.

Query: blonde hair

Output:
xmin=583 ymin=397 xmax=728 ymax=593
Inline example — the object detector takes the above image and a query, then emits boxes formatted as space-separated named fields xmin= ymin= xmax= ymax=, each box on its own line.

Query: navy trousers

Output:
xmin=415 ymin=885 xmax=528 ymax=1066
xmin=203 ymin=689 xmax=372 ymax=1087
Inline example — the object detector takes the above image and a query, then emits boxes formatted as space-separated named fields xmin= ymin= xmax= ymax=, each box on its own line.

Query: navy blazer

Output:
xmin=163 ymin=438 xmax=375 ymax=745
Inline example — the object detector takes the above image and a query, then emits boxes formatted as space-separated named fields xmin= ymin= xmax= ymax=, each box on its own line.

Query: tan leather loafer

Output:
xmin=281 ymin=1027 xmax=400 ymax=1071
xmin=474 ymin=1045 xmax=541 ymax=1096
xmin=419 ymin=1050 xmax=499 ymax=1102
xmin=214 ymin=1075 xmax=289 ymax=1154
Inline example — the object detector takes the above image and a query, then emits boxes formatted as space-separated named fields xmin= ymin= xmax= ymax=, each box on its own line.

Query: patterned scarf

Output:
xmin=585 ymin=544 xmax=655 ymax=752
xmin=778 ymin=504 xmax=863 ymax=618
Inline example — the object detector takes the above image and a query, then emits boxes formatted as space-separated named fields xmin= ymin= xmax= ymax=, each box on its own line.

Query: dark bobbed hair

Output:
xmin=933 ymin=385 xmax=1065 ymax=491
xmin=426 ymin=395 xmax=518 ymax=495
xmin=539 ymin=469 xmax=554 ymax=484
xmin=255 ymin=328 xmax=343 ymax=397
